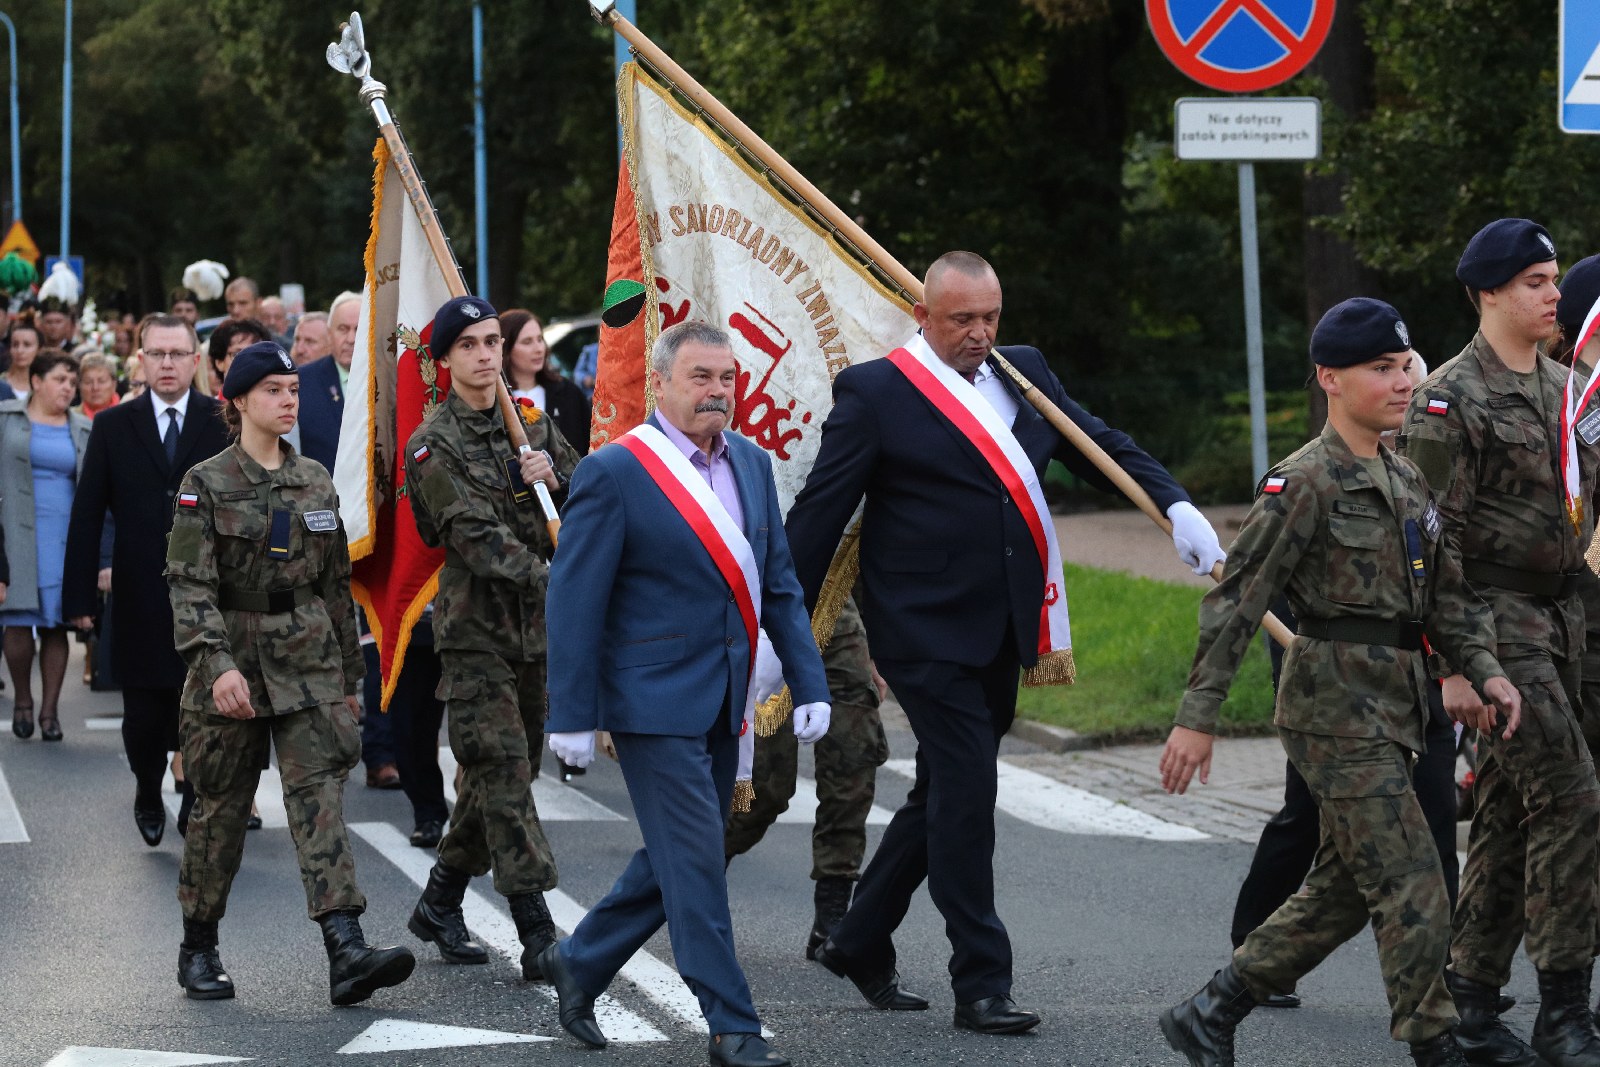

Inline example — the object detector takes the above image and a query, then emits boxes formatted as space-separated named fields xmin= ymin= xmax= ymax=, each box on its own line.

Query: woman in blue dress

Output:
xmin=1 ymin=349 xmax=92 ymax=740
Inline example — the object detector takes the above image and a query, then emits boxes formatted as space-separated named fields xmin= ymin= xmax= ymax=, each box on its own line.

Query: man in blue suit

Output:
xmin=784 ymin=251 xmax=1225 ymax=1036
xmin=295 ymin=291 xmax=359 ymax=475
xmin=542 ymin=320 xmax=830 ymax=1067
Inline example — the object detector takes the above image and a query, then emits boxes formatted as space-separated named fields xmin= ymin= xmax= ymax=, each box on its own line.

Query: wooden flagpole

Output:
xmin=327 ymin=13 xmax=562 ymax=538
xmin=589 ymin=2 xmax=1291 ymax=648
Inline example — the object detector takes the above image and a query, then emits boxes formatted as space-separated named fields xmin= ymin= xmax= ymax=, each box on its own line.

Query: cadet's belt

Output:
xmin=1296 ymin=616 xmax=1425 ymax=651
xmin=1462 ymin=559 xmax=1583 ymax=599
xmin=217 ymin=585 xmax=316 ymax=613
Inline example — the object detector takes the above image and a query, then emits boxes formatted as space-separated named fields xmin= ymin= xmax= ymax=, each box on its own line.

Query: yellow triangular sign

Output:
xmin=0 ymin=220 xmax=39 ymax=263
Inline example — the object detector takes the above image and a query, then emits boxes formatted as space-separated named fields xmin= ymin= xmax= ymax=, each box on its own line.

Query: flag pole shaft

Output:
xmin=332 ymin=19 xmax=530 ymax=455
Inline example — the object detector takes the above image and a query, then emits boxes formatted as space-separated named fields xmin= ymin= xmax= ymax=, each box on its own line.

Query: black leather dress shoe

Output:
xmin=135 ymin=800 xmax=166 ymax=848
xmin=409 ymin=820 xmax=444 ymax=849
xmin=953 ymin=994 xmax=1042 ymax=1035
xmin=710 ymin=1032 xmax=790 ymax=1066
xmin=1259 ymin=992 xmax=1301 ymax=1008
xmin=536 ymin=942 xmax=607 ymax=1048
xmin=813 ymin=938 xmax=929 ymax=1011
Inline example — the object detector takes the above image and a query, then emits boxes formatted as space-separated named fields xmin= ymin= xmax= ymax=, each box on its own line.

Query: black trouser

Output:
xmin=1230 ymin=596 xmax=1459 ymax=947
xmin=122 ymin=685 xmax=181 ymax=803
xmin=829 ymin=643 xmax=1021 ymax=1003
xmin=374 ymin=616 xmax=448 ymax=827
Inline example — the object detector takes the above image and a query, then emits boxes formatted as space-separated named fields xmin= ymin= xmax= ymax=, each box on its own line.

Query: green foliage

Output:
xmin=1016 ymin=563 xmax=1276 ymax=739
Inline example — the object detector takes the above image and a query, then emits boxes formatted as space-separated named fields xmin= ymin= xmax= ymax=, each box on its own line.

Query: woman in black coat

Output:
xmin=499 ymin=309 xmax=591 ymax=456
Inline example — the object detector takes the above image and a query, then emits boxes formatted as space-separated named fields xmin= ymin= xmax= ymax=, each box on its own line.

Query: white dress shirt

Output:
xmin=971 ymin=360 xmax=1019 ymax=427
xmin=152 ymin=390 xmax=192 ymax=437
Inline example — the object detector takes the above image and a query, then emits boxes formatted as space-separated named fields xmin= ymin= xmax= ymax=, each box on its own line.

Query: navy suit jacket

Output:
xmin=297 ymin=355 xmax=345 ymax=473
xmin=785 ymin=344 xmax=1189 ymax=670
xmin=546 ymin=414 xmax=828 ymax=737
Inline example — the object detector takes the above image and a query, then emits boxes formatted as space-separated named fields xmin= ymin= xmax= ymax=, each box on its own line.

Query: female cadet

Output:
xmin=164 ymin=342 xmax=415 ymax=1005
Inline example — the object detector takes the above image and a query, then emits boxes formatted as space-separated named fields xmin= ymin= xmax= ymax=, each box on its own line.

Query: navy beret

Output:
xmin=1558 ymin=254 xmax=1600 ymax=329
xmin=430 ymin=295 xmax=497 ymax=362
xmin=1311 ymin=298 xmax=1412 ymax=368
xmin=1457 ymin=218 xmax=1557 ymax=291
xmin=221 ymin=341 xmax=296 ymax=400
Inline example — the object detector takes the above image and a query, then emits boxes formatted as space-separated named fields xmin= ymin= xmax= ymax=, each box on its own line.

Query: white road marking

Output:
xmin=336 ymin=1019 xmax=551 ymax=1053
xmin=883 ymin=759 xmax=1210 ymax=841
xmin=436 ymin=747 xmax=626 ymax=822
xmin=42 ymin=1049 xmax=248 ymax=1066
xmin=161 ymin=765 xmax=287 ymax=830
xmin=85 ymin=716 xmax=123 ymax=732
xmin=0 ymin=763 xmax=29 ymax=843
xmin=349 ymin=821 xmax=667 ymax=1043
xmin=774 ymin=774 xmax=892 ymax=825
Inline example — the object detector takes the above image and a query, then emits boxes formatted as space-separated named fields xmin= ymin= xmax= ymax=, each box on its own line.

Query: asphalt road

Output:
xmin=0 ymin=653 xmax=1541 ymax=1067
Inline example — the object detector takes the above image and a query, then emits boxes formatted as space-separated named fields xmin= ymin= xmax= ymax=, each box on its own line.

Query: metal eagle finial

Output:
xmin=325 ymin=14 xmax=369 ymax=79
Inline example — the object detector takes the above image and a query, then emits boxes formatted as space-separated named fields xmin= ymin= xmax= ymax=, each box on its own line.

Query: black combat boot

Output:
xmin=317 ymin=909 xmax=416 ymax=1006
xmin=1411 ymin=1032 xmax=1470 ymax=1066
xmin=1446 ymin=970 xmax=1544 ymax=1066
xmin=1532 ymin=966 xmax=1600 ymax=1067
xmin=408 ymin=862 xmax=489 ymax=964
xmin=509 ymin=892 xmax=558 ymax=982
xmin=177 ymin=918 xmax=235 ymax=1000
xmin=805 ymin=877 xmax=852 ymax=961
xmin=1158 ymin=963 xmax=1258 ymax=1067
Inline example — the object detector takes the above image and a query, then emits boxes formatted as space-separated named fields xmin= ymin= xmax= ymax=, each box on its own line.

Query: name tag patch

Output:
xmin=302 ymin=509 xmax=338 ymax=532
xmin=1578 ymin=408 xmax=1600 ymax=446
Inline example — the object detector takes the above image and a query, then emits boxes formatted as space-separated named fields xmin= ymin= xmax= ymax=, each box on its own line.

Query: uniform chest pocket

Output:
xmin=462 ymin=449 xmax=507 ymax=490
xmin=1492 ymin=416 xmax=1546 ymax=452
xmin=1324 ymin=514 xmax=1386 ymax=606
xmin=213 ymin=506 xmax=267 ymax=540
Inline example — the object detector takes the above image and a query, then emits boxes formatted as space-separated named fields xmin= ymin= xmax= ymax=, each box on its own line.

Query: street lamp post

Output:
xmin=0 ymin=11 xmax=21 ymax=228
xmin=472 ymin=1 xmax=488 ymax=300
xmin=60 ymin=0 xmax=71 ymax=259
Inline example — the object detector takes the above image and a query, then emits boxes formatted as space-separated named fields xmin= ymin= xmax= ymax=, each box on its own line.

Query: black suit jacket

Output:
xmin=785 ymin=344 xmax=1188 ymax=670
xmin=63 ymin=389 xmax=230 ymax=688
xmin=297 ymin=355 xmax=345 ymax=474
xmin=543 ymin=376 xmax=593 ymax=457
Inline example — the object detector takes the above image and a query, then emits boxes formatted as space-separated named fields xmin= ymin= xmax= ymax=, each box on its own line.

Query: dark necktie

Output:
xmin=163 ymin=408 xmax=179 ymax=464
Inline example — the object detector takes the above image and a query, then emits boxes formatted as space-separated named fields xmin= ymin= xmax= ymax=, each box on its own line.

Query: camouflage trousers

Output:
xmin=179 ymin=701 xmax=365 ymax=923
xmin=724 ymin=600 xmax=889 ymax=880
xmin=1453 ymin=649 xmax=1600 ymax=986
xmin=1233 ymin=729 xmax=1455 ymax=1044
xmin=435 ymin=650 xmax=557 ymax=897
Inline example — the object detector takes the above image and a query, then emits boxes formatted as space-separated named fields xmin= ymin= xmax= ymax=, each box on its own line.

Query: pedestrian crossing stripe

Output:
xmin=1569 ymin=32 xmax=1600 ymax=105
xmin=43 ymin=1049 xmax=249 ymax=1066
xmin=336 ymin=1019 xmax=551 ymax=1053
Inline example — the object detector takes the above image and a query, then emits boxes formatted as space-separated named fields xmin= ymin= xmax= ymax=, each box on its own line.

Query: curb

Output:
xmin=1008 ymin=717 xmax=1101 ymax=754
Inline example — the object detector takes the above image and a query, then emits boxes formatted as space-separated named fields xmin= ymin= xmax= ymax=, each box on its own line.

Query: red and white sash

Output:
xmin=886 ymin=334 xmax=1074 ymax=685
xmin=1561 ymin=294 xmax=1600 ymax=534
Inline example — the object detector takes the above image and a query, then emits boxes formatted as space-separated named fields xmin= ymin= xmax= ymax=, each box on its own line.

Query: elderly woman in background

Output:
xmin=0 ymin=321 xmax=41 ymax=402
xmin=76 ymin=353 xmax=121 ymax=419
xmin=1 ymin=350 xmax=91 ymax=741
xmin=499 ymin=309 xmax=591 ymax=457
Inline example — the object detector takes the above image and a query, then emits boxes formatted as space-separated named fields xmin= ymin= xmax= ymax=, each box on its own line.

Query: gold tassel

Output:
xmin=755 ymin=689 xmax=790 ymax=737
xmin=1022 ymin=648 xmax=1077 ymax=688
xmin=731 ymin=779 xmax=755 ymax=814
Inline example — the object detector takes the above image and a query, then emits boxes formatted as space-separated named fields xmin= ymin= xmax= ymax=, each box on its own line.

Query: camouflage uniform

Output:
xmin=1176 ymin=424 xmax=1505 ymax=1044
xmin=166 ymin=443 xmax=367 ymax=922
xmin=403 ymin=391 xmax=578 ymax=897
xmin=724 ymin=596 xmax=889 ymax=880
xmin=1398 ymin=333 xmax=1600 ymax=988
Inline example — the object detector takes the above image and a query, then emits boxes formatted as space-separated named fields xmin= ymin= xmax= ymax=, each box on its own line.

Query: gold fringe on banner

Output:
xmin=731 ymin=779 xmax=755 ymax=814
xmin=755 ymin=523 xmax=863 ymax=736
xmin=1022 ymin=648 xmax=1077 ymax=688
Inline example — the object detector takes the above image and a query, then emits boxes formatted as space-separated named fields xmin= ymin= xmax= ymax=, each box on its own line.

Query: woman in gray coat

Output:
xmin=2 ymin=349 xmax=91 ymax=740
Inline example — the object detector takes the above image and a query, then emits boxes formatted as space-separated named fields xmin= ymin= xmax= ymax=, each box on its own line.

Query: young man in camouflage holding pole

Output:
xmin=1399 ymin=219 xmax=1600 ymax=1067
xmin=1158 ymin=298 xmax=1520 ymax=1067
xmin=402 ymin=296 xmax=580 ymax=980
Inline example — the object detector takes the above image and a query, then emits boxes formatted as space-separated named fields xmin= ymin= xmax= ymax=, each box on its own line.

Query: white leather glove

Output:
xmin=752 ymin=629 xmax=785 ymax=704
xmin=549 ymin=731 xmax=596 ymax=769
xmin=1168 ymin=500 xmax=1226 ymax=577
xmin=793 ymin=701 xmax=831 ymax=744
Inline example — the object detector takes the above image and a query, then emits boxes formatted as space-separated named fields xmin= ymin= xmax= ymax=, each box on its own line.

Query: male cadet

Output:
xmin=1158 ymin=298 xmax=1519 ymax=1067
xmin=401 ymin=295 xmax=579 ymax=980
xmin=724 ymin=596 xmax=890 ymax=958
xmin=783 ymin=251 xmax=1225 ymax=1035
xmin=1399 ymin=219 xmax=1600 ymax=1067
xmin=541 ymin=320 xmax=829 ymax=1067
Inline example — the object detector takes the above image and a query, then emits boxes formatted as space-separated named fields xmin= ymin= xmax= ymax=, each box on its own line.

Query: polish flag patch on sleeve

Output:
xmin=1262 ymin=476 xmax=1287 ymax=495
xmin=412 ymin=445 xmax=431 ymax=463
xmin=1426 ymin=398 xmax=1450 ymax=416
xmin=178 ymin=492 xmax=200 ymax=508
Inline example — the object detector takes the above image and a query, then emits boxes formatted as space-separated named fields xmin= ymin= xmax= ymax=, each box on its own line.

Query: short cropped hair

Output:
xmin=651 ymin=320 xmax=732 ymax=378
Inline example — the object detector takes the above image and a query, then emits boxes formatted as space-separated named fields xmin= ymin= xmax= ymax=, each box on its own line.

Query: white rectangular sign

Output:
xmin=1174 ymin=97 xmax=1320 ymax=161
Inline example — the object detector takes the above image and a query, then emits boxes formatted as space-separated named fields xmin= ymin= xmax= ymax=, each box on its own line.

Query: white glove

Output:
xmin=1168 ymin=500 xmax=1226 ymax=577
xmin=793 ymin=701 xmax=831 ymax=744
xmin=752 ymin=629 xmax=785 ymax=704
xmin=549 ymin=731 xmax=596 ymax=769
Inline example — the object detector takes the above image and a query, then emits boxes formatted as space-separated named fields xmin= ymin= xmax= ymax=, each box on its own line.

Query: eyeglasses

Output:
xmin=143 ymin=350 xmax=196 ymax=365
